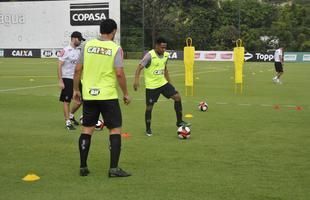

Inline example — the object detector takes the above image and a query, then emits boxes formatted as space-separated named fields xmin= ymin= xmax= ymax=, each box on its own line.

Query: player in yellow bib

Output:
xmin=73 ymin=19 xmax=131 ymax=177
xmin=133 ymin=37 xmax=190 ymax=136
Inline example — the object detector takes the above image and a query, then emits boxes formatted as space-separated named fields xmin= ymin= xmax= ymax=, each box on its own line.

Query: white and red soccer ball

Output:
xmin=177 ymin=126 xmax=191 ymax=139
xmin=95 ymin=119 xmax=105 ymax=131
xmin=79 ymin=116 xmax=105 ymax=131
xmin=198 ymin=101 xmax=208 ymax=111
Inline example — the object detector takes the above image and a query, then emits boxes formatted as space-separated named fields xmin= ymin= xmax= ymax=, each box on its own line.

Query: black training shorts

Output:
xmin=145 ymin=82 xmax=178 ymax=105
xmin=59 ymin=78 xmax=73 ymax=102
xmin=82 ymin=99 xmax=122 ymax=129
xmin=275 ymin=62 xmax=284 ymax=72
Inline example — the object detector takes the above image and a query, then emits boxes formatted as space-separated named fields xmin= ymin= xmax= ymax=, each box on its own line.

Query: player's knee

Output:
xmin=82 ymin=126 xmax=95 ymax=135
xmin=109 ymin=128 xmax=121 ymax=135
xmin=146 ymin=105 xmax=153 ymax=111
xmin=173 ymin=93 xmax=181 ymax=101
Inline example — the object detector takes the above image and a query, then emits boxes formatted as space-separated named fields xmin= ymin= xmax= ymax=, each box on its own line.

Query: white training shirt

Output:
xmin=58 ymin=45 xmax=81 ymax=79
xmin=274 ymin=48 xmax=283 ymax=62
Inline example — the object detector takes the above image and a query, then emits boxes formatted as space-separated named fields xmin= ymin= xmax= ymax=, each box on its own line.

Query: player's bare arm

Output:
xmin=57 ymin=60 xmax=65 ymax=89
xmin=164 ymin=65 xmax=171 ymax=83
xmin=133 ymin=64 xmax=144 ymax=91
xmin=73 ymin=63 xmax=83 ymax=104
xmin=115 ymin=67 xmax=131 ymax=105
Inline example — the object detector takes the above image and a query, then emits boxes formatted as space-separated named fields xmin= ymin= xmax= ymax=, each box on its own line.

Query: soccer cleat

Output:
xmin=108 ymin=167 xmax=131 ymax=178
xmin=80 ymin=167 xmax=90 ymax=176
xmin=272 ymin=77 xmax=278 ymax=83
xmin=70 ymin=117 xmax=80 ymax=126
xmin=66 ymin=124 xmax=76 ymax=130
xmin=176 ymin=121 xmax=191 ymax=127
xmin=145 ymin=129 xmax=153 ymax=136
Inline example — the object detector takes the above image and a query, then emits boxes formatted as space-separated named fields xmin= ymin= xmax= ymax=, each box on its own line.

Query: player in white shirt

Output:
xmin=273 ymin=47 xmax=284 ymax=84
xmin=58 ymin=31 xmax=85 ymax=130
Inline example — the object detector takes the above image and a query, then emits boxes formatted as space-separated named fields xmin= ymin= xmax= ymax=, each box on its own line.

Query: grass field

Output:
xmin=0 ymin=58 xmax=309 ymax=200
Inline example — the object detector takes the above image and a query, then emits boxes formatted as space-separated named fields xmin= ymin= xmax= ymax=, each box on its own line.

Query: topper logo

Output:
xmin=255 ymin=53 xmax=274 ymax=61
xmin=70 ymin=3 xmax=109 ymax=26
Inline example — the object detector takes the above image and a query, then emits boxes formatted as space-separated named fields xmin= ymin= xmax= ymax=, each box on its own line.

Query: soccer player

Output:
xmin=73 ymin=19 xmax=131 ymax=177
xmin=133 ymin=37 xmax=190 ymax=136
xmin=58 ymin=31 xmax=85 ymax=130
xmin=273 ymin=47 xmax=284 ymax=84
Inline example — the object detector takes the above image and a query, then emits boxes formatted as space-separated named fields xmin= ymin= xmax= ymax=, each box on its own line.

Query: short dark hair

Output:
xmin=155 ymin=37 xmax=167 ymax=44
xmin=100 ymin=19 xmax=117 ymax=34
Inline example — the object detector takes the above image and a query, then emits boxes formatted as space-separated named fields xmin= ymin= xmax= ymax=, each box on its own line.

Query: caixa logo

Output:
xmin=70 ymin=3 xmax=109 ymax=26
xmin=4 ymin=49 xmax=41 ymax=58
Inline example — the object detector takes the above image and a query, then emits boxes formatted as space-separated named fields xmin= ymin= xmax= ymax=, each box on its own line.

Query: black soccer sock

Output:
xmin=109 ymin=134 xmax=121 ymax=169
xmin=78 ymin=133 xmax=92 ymax=168
xmin=174 ymin=100 xmax=183 ymax=124
xmin=145 ymin=110 xmax=152 ymax=131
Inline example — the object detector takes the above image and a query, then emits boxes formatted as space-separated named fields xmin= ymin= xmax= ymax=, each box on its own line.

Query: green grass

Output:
xmin=0 ymin=58 xmax=309 ymax=200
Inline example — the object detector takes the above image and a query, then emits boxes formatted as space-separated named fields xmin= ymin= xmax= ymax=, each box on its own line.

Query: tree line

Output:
xmin=121 ymin=0 xmax=310 ymax=52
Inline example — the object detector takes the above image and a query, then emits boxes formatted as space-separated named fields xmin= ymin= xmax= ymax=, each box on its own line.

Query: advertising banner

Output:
xmin=244 ymin=52 xmax=274 ymax=62
xmin=165 ymin=51 xmax=310 ymax=62
xmin=195 ymin=51 xmax=233 ymax=61
xmin=0 ymin=0 xmax=120 ymax=49
xmin=284 ymin=53 xmax=297 ymax=62
xmin=41 ymin=49 xmax=63 ymax=58
xmin=167 ymin=50 xmax=184 ymax=60
xmin=4 ymin=49 xmax=41 ymax=58
xmin=303 ymin=54 xmax=310 ymax=61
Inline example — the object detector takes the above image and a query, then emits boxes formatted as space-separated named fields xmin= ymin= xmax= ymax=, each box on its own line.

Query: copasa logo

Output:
xmin=70 ymin=2 xmax=109 ymax=26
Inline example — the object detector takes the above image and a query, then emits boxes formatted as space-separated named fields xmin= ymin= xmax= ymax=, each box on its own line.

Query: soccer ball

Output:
xmin=95 ymin=119 xmax=105 ymax=131
xmin=198 ymin=101 xmax=208 ymax=111
xmin=79 ymin=116 xmax=105 ymax=131
xmin=177 ymin=126 xmax=191 ymax=139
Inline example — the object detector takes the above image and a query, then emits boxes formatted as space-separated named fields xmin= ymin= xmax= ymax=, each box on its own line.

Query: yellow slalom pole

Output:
xmin=184 ymin=37 xmax=195 ymax=96
xmin=233 ymin=39 xmax=245 ymax=94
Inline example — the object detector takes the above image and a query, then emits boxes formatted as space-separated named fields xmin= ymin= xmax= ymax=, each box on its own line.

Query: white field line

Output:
xmin=0 ymin=75 xmax=57 ymax=78
xmin=0 ymin=84 xmax=57 ymax=92
xmin=0 ymin=68 xmax=227 ymax=93
xmin=283 ymin=105 xmax=296 ymax=108
xmin=238 ymin=103 xmax=251 ymax=106
xmin=216 ymin=102 xmax=228 ymax=105
xmin=0 ymin=68 xmax=227 ymax=79
xmin=260 ymin=104 xmax=272 ymax=107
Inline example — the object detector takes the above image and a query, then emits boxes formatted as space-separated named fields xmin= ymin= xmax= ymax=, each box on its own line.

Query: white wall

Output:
xmin=0 ymin=0 xmax=120 ymax=48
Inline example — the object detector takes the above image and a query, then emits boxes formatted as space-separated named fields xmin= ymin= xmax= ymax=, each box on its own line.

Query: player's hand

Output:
xmin=133 ymin=81 xmax=139 ymax=91
xmin=123 ymin=94 xmax=131 ymax=105
xmin=59 ymin=80 xmax=65 ymax=90
xmin=73 ymin=90 xmax=82 ymax=105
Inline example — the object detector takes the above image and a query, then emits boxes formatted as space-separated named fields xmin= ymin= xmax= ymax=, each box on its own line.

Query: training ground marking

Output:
xmin=0 ymin=68 xmax=227 ymax=92
xmin=0 ymin=75 xmax=56 ymax=78
xmin=238 ymin=103 xmax=251 ymax=106
xmin=283 ymin=105 xmax=296 ymax=108
xmin=260 ymin=104 xmax=272 ymax=107
xmin=0 ymin=84 xmax=57 ymax=92
xmin=216 ymin=102 xmax=228 ymax=105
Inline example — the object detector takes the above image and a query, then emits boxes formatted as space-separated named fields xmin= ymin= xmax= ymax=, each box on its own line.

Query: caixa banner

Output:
xmin=4 ymin=49 xmax=41 ymax=58
xmin=166 ymin=50 xmax=184 ymax=60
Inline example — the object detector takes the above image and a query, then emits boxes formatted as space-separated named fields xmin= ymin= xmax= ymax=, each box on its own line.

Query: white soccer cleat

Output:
xmin=272 ymin=77 xmax=277 ymax=83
